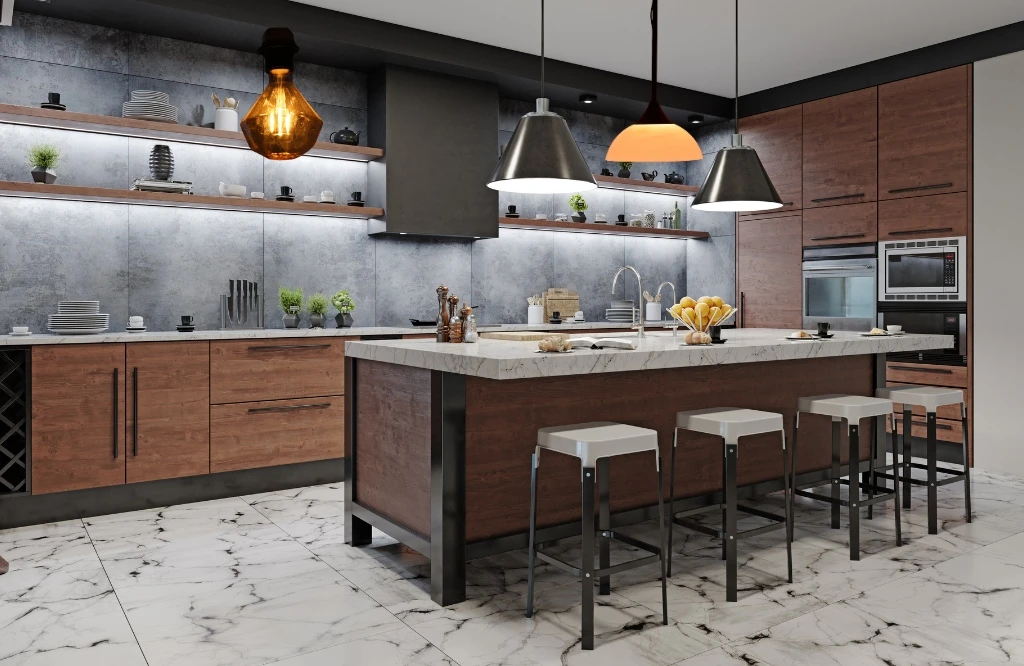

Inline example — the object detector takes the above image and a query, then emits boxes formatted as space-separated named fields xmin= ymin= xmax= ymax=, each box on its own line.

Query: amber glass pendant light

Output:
xmin=606 ymin=0 xmax=701 ymax=163
xmin=241 ymin=28 xmax=323 ymax=160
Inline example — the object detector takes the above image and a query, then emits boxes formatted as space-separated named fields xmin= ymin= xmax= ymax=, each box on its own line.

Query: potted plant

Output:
xmin=332 ymin=290 xmax=355 ymax=328
xmin=307 ymin=292 xmax=328 ymax=328
xmin=279 ymin=286 xmax=302 ymax=328
xmin=617 ymin=161 xmax=633 ymax=178
xmin=568 ymin=193 xmax=588 ymax=222
xmin=28 ymin=144 xmax=60 ymax=184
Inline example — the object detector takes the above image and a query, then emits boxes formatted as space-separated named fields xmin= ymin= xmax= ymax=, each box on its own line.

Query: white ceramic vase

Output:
xmin=645 ymin=302 xmax=662 ymax=322
xmin=528 ymin=305 xmax=544 ymax=325
xmin=215 ymin=108 xmax=239 ymax=132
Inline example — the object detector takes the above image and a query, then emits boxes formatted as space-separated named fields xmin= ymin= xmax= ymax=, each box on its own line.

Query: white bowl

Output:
xmin=886 ymin=325 xmax=903 ymax=333
xmin=250 ymin=192 xmax=265 ymax=199
xmin=12 ymin=326 xmax=28 ymax=334
xmin=219 ymin=183 xmax=246 ymax=197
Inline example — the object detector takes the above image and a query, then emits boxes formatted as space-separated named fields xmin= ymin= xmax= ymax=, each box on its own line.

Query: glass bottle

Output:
xmin=448 ymin=308 xmax=463 ymax=343
xmin=462 ymin=306 xmax=478 ymax=343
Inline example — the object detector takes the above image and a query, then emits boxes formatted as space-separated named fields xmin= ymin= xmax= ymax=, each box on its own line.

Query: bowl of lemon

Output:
xmin=667 ymin=296 xmax=736 ymax=345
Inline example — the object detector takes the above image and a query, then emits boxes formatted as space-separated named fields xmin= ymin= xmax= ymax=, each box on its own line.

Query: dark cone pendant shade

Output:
xmin=691 ymin=136 xmax=782 ymax=212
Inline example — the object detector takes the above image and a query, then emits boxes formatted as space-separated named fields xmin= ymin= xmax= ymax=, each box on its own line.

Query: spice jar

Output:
xmin=448 ymin=308 xmax=463 ymax=343
xmin=462 ymin=305 xmax=477 ymax=343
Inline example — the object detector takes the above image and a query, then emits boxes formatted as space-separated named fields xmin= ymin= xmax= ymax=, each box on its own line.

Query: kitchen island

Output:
xmin=343 ymin=329 xmax=953 ymax=606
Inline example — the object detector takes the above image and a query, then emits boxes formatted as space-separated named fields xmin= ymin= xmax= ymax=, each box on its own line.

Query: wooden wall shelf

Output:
xmin=0 ymin=104 xmax=384 ymax=162
xmin=594 ymin=174 xmax=699 ymax=196
xmin=498 ymin=217 xmax=709 ymax=239
xmin=0 ymin=181 xmax=384 ymax=219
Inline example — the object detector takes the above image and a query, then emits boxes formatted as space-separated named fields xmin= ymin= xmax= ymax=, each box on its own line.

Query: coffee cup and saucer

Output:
xmin=176 ymin=315 xmax=195 ymax=333
xmin=814 ymin=322 xmax=834 ymax=338
xmin=126 ymin=315 xmax=147 ymax=333
xmin=9 ymin=326 xmax=31 ymax=337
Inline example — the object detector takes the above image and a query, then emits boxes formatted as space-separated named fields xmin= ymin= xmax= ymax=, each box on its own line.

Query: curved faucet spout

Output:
xmin=611 ymin=265 xmax=645 ymax=338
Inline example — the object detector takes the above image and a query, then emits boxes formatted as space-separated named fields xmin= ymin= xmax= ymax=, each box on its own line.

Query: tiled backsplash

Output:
xmin=0 ymin=11 xmax=738 ymax=332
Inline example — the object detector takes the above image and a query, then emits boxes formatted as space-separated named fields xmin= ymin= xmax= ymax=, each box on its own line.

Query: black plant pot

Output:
xmin=283 ymin=313 xmax=299 ymax=329
xmin=309 ymin=314 xmax=325 ymax=329
xmin=149 ymin=144 xmax=174 ymax=181
xmin=335 ymin=312 xmax=353 ymax=328
xmin=571 ymin=212 xmax=586 ymax=223
xmin=617 ymin=169 xmax=630 ymax=178
xmin=31 ymin=167 xmax=56 ymax=184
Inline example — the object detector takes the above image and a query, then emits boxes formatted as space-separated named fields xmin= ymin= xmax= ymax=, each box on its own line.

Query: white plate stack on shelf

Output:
xmin=606 ymin=300 xmax=636 ymax=323
xmin=122 ymin=90 xmax=178 ymax=124
xmin=47 ymin=301 xmax=110 ymax=335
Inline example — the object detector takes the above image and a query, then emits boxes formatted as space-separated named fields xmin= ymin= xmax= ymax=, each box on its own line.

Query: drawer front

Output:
xmin=802 ymin=202 xmax=877 ymax=246
xmin=210 ymin=339 xmax=346 ymax=404
xmin=886 ymin=362 xmax=967 ymax=388
xmin=877 ymin=191 xmax=967 ymax=240
xmin=886 ymin=382 xmax=965 ymax=420
xmin=210 ymin=397 xmax=344 ymax=473
xmin=887 ymin=414 xmax=964 ymax=444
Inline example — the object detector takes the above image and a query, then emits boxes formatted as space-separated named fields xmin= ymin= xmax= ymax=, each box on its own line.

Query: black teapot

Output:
xmin=664 ymin=171 xmax=685 ymax=184
xmin=330 ymin=127 xmax=361 ymax=145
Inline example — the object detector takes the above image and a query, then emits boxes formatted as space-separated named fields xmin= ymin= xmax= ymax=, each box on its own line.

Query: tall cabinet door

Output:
xmin=32 ymin=344 xmax=126 ymax=494
xmin=737 ymin=213 xmax=803 ymax=329
xmin=803 ymin=87 xmax=878 ymax=208
xmin=127 ymin=342 xmax=210 ymax=484
xmin=738 ymin=105 xmax=802 ymax=218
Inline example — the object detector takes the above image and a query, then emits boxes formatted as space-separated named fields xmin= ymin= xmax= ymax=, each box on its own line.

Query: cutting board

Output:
xmin=543 ymin=288 xmax=580 ymax=321
xmin=479 ymin=331 xmax=567 ymax=342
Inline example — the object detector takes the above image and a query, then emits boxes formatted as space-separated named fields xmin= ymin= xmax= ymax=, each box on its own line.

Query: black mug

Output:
xmin=507 ymin=204 xmax=517 ymax=214
xmin=181 ymin=315 xmax=194 ymax=326
xmin=817 ymin=321 xmax=831 ymax=336
xmin=617 ymin=213 xmax=626 ymax=223
xmin=709 ymin=325 xmax=722 ymax=343
xmin=280 ymin=185 xmax=293 ymax=197
xmin=48 ymin=92 xmax=61 ymax=104
xmin=350 ymin=191 xmax=362 ymax=202
xmin=600 ymin=168 xmax=612 ymax=176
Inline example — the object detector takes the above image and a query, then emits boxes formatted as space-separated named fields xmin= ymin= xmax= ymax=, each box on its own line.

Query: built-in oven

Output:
xmin=877 ymin=304 xmax=967 ymax=366
xmin=802 ymin=244 xmax=877 ymax=332
xmin=879 ymin=236 xmax=967 ymax=303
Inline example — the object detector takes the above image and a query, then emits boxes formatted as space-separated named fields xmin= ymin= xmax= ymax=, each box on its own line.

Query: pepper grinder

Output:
xmin=436 ymin=285 xmax=449 ymax=342
xmin=446 ymin=294 xmax=460 ymax=338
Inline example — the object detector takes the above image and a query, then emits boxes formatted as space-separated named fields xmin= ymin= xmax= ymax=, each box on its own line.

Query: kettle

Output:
xmin=330 ymin=127 xmax=361 ymax=145
xmin=664 ymin=171 xmax=684 ymax=184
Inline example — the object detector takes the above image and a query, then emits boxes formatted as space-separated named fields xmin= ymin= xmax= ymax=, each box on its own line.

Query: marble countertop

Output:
xmin=344 ymin=329 xmax=955 ymax=380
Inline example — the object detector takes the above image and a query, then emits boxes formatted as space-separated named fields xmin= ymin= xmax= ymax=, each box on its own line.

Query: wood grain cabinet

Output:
xmin=803 ymin=87 xmax=878 ymax=208
xmin=31 ymin=344 xmax=125 ymax=494
xmin=877 ymin=191 xmax=967 ymax=241
xmin=126 ymin=342 xmax=210 ymax=483
xmin=210 ymin=339 xmax=345 ymax=404
xmin=802 ymin=202 xmax=877 ymax=246
xmin=878 ymin=66 xmax=969 ymax=200
xmin=737 ymin=213 xmax=803 ymax=329
xmin=738 ymin=105 xmax=802 ymax=219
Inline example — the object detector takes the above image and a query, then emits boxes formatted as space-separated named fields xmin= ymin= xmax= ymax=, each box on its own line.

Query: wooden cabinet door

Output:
xmin=877 ymin=192 xmax=968 ymax=241
xmin=803 ymin=87 xmax=877 ymax=208
xmin=737 ymin=213 xmax=803 ymax=328
xmin=210 ymin=339 xmax=346 ymax=404
xmin=802 ymin=202 xmax=877 ymax=247
xmin=738 ymin=105 xmax=802 ymax=219
xmin=126 ymin=342 xmax=210 ymax=483
xmin=31 ymin=344 xmax=125 ymax=494
xmin=879 ymin=66 xmax=969 ymax=200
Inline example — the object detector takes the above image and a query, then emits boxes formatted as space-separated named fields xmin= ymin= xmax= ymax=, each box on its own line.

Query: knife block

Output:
xmin=220 ymin=279 xmax=264 ymax=329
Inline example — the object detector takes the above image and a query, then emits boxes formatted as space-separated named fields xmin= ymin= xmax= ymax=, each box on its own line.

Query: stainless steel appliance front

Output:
xmin=802 ymin=244 xmax=877 ymax=332
xmin=878 ymin=236 xmax=967 ymax=302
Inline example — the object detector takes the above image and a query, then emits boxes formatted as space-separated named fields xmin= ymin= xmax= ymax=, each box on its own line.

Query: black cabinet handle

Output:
xmin=247 ymin=402 xmax=331 ymax=415
xmin=113 ymin=367 xmax=119 ymax=459
xmin=908 ymin=419 xmax=955 ymax=431
xmin=810 ymin=233 xmax=867 ymax=241
xmin=739 ymin=291 xmax=745 ymax=328
xmin=890 ymin=365 xmax=953 ymax=374
xmin=781 ymin=202 xmax=795 ymax=206
xmin=248 ymin=344 xmax=331 ymax=352
xmin=888 ymin=183 xmax=953 ymax=194
xmin=811 ymin=193 xmax=865 ymax=203
xmin=132 ymin=367 xmax=139 ymax=457
xmin=887 ymin=227 xmax=954 ymax=236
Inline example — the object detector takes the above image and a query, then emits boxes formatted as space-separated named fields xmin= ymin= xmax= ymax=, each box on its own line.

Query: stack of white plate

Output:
xmin=123 ymin=90 xmax=178 ymax=124
xmin=47 ymin=301 xmax=110 ymax=334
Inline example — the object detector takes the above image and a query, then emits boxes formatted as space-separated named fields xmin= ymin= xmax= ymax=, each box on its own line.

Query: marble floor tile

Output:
xmin=244 ymin=482 xmax=348 ymax=547
xmin=268 ymin=625 xmax=456 ymax=666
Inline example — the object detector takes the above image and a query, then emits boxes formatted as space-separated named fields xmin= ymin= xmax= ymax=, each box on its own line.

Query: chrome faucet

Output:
xmin=656 ymin=281 xmax=677 ymax=337
xmin=612 ymin=265 xmax=645 ymax=338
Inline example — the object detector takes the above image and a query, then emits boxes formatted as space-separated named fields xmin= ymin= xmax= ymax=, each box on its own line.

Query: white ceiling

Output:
xmin=293 ymin=0 xmax=1024 ymax=97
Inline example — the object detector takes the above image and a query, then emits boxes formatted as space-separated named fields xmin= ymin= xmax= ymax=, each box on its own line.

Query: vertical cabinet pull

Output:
xmin=739 ymin=292 xmax=745 ymax=328
xmin=132 ymin=367 xmax=139 ymax=457
xmin=112 ymin=367 xmax=119 ymax=459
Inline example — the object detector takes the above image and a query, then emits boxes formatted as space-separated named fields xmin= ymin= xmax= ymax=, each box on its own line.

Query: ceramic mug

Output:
xmin=181 ymin=315 xmax=194 ymax=326
xmin=48 ymin=92 xmax=61 ymax=105
xmin=320 ymin=190 xmax=335 ymax=202
xmin=350 ymin=191 xmax=362 ymax=202
xmin=600 ymin=168 xmax=613 ymax=176
xmin=280 ymin=185 xmax=293 ymax=197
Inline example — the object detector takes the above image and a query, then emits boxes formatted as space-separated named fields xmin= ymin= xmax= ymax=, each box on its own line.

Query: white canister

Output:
xmin=528 ymin=305 xmax=544 ymax=325
xmin=645 ymin=302 xmax=662 ymax=322
xmin=215 ymin=108 xmax=239 ymax=132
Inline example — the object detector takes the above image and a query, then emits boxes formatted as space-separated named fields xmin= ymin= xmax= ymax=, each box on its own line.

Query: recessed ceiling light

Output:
xmin=688 ymin=114 xmax=704 ymax=125
xmin=579 ymin=93 xmax=597 ymax=104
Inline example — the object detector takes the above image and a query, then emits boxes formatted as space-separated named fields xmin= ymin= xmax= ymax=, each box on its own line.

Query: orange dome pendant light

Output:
xmin=605 ymin=0 xmax=701 ymax=163
xmin=241 ymin=28 xmax=323 ymax=160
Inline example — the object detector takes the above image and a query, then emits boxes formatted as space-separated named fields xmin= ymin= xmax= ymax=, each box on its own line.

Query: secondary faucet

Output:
xmin=612 ymin=265 xmax=645 ymax=338
xmin=656 ymin=281 xmax=677 ymax=337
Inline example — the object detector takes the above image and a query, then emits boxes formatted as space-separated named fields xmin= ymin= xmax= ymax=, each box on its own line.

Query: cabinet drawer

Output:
xmin=877 ymin=192 xmax=967 ymax=240
xmin=886 ymin=382 xmax=965 ymax=420
xmin=887 ymin=414 xmax=964 ymax=444
xmin=210 ymin=397 xmax=344 ymax=472
xmin=886 ymin=362 xmax=967 ymax=388
xmin=802 ymin=202 xmax=877 ymax=246
xmin=210 ymin=339 xmax=346 ymax=404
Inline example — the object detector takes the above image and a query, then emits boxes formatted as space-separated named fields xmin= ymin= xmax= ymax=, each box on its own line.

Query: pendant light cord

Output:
xmin=734 ymin=0 xmax=739 ymax=123
xmin=650 ymin=0 xmax=658 ymax=103
xmin=540 ymin=0 xmax=545 ymax=99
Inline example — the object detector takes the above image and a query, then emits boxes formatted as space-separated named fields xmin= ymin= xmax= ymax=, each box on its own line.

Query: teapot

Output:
xmin=664 ymin=171 xmax=684 ymax=184
xmin=330 ymin=127 xmax=361 ymax=145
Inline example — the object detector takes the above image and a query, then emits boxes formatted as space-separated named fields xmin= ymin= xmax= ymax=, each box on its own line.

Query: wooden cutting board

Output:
xmin=479 ymin=331 xmax=567 ymax=342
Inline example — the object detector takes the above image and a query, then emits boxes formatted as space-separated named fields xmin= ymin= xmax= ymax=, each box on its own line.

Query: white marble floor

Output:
xmin=1 ymin=468 xmax=1022 ymax=666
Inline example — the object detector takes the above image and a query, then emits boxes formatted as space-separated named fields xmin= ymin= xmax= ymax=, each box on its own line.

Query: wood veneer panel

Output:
xmin=126 ymin=342 xmax=210 ymax=483
xmin=736 ymin=213 xmax=803 ymax=328
xmin=803 ymin=87 xmax=878 ymax=208
xmin=802 ymin=202 xmax=877 ymax=246
xmin=738 ymin=105 xmax=802 ymax=218
xmin=877 ymin=191 xmax=967 ymax=240
xmin=210 ymin=339 xmax=346 ymax=404
xmin=886 ymin=361 xmax=967 ymax=389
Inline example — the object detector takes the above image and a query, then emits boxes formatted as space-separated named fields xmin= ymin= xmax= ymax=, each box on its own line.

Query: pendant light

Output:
xmin=691 ymin=0 xmax=782 ymax=212
xmin=241 ymin=28 xmax=323 ymax=161
xmin=487 ymin=0 xmax=596 ymax=194
xmin=605 ymin=0 xmax=701 ymax=163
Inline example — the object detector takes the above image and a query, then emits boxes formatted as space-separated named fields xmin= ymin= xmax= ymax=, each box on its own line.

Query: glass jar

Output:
xmin=463 ymin=307 xmax=478 ymax=343
xmin=448 ymin=310 xmax=463 ymax=343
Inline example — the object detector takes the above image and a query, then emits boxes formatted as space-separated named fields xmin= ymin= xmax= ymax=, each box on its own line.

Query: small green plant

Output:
xmin=279 ymin=286 xmax=303 ymax=313
xmin=331 ymin=290 xmax=355 ymax=314
xmin=28 ymin=144 xmax=60 ymax=170
xmin=307 ymin=292 xmax=328 ymax=316
xmin=617 ymin=161 xmax=633 ymax=171
xmin=568 ymin=193 xmax=588 ymax=213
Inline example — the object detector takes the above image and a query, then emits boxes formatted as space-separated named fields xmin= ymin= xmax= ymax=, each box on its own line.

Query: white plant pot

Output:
xmin=527 ymin=305 xmax=544 ymax=325
xmin=645 ymin=302 xmax=662 ymax=322
xmin=215 ymin=108 xmax=239 ymax=132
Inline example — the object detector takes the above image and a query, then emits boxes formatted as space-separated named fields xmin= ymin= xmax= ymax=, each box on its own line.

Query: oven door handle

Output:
xmin=803 ymin=265 xmax=875 ymax=272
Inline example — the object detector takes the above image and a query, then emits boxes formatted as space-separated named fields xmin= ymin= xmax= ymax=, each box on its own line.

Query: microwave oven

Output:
xmin=878 ymin=236 xmax=967 ymax=302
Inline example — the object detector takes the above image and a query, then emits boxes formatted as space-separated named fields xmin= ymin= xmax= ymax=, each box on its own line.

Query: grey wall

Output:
xmin=0 ymin=11 xmax=724 ymax=332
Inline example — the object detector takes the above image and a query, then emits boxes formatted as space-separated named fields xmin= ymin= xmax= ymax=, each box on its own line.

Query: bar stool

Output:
xmin=526 ymin=422 xmax=668 ymax=651
xmin=875 ymin=386 xmax=972 ymax=534
xmin=792 ymin=395 xmax=900 ymax=560
xmin=667 ymin=408 xmax=793 ymax=603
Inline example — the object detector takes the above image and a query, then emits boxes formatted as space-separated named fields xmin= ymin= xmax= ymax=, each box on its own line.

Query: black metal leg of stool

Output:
xmin=782 ymin=430 xmax=793 ymax=584
xmin=868 ymin=416 xmax=878 ymax=520
xmin=791 ymin=414 xmax=800 ymax=528
xmin=721 ymin=446 xmax=728 ymax=562
xmin=655 ymin=454 xmax=668 ymax=625
xmin=598 ymin=457 xmax=610 ymax=596
xmin=902 ymin=408 xmax=913 ymax=509
xmin=581 ymin=466 xmax=596 ymax=650
xmin=667 ymin=429 xmax=677 ymax=578
xmin=725 ymin=442 xmax=738 ymax=602
xmin=849 ymin=423 xmax=861 ymax=561
xmin=962 ymin=403 xmax=972 ymax=523
xmin=526 ymin=451 xmax=538 ymax=618
xmin=892 ymin=418 xmax=902 ymax=546
xmin=831 ymin=420 xmax=841 ymax=529
xmin=927 ymin=412 xmax=938 ymax=535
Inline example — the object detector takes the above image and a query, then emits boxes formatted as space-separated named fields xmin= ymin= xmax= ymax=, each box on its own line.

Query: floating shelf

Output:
xmin=0 ymin=104 xmax=384 ymax=162
xmin=594 ymin=174 xmax=699 ymax=196
xmin=498 ymin=217 xmax=708 ymax=239
xmin=0 ymin=181 xmax=384 ymax=219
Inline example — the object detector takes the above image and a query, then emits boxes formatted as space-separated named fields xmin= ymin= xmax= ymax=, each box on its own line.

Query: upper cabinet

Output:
xmin=737 ymin=213 xmax=803 ymax=329
xmin=802 ymin=87 xmax=878 ymax=208
xmin=878 ymin=66 xmax=969 ymax=200
xmin=738 ymin=106 xmax=802 ymax=219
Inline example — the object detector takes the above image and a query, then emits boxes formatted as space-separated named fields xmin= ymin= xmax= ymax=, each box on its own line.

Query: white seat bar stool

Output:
xmin=526 ymin=422 xmax=668 ymax=651
xmin=792 ymin=394 xmax=900 ymax=560
xmin=667 ymin=408 xmax=793 ymax=603
xmin=875 ymin=385 xmax=972 ymax=534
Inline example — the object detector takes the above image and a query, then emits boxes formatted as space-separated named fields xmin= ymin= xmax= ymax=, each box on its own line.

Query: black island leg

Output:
xmin=344 ymin=357 xmax=372 ymax=546
xmin=430 ymin=371 xmax=467 ymax=607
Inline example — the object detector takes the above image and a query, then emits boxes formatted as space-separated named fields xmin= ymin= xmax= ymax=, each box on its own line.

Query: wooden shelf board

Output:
xmin=498 ymin=217 xmax=708 ymax=239
xmin=0 ymin=181 xmax=384 ymax=219
xmin=0 ymin=104 xmax=384 ymax=162
xmin=594 ymin=174 xmax=699 ymax=196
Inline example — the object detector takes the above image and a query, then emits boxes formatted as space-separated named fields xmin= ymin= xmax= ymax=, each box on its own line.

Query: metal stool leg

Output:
xmin=782 ymin=430 xmax=793 ymax=584
xmin=962 ymin=402 xmax=972 ymax=523
xmin=526 ymin=450 xmax=539 ymax=618
xmin=724 ymin=442 xmax=738 ymax=602
xmin=598 ymin=458 xmax=610 ymax=596
xmin=848 ymin=422 xmax=860 ymax=561
xmin=791 ymin=413 xmax=800 ymax=529
xmin=667 ymin=429 xmax=677 ymax=578
xmin=892 ymin=417 xmax=902 ymax=547
xmin=831 ymin=420 xmax=841 ymax=529
xmin=581 ymin=466 xmax=596 ymax=650
xmin=721 ymin=446 xmax=728 ymax=562
xmin=902 ymin=407 xmax=913 ymax=509
xmin=655 ymin=454 xmax=668 ymax=625
xmin=868 ymin=417 xmax=877 ymax=520
xmin=927 ymin=412 xmax=938 ymax=535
